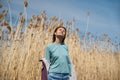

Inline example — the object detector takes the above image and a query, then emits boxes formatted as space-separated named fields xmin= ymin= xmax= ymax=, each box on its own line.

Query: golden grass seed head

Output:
xmin=24 ymin=0 xmax=28 ymax=7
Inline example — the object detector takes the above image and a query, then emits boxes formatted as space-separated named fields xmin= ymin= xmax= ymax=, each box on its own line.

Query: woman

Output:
xmin=45 ymin=26 xmax=71 ymax=80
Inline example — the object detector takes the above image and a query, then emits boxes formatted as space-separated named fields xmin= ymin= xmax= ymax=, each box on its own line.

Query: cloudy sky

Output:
xmin=0 ymin=0 xmax=120 ymax=41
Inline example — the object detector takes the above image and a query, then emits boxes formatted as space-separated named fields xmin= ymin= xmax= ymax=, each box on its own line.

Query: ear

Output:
xmin=54 ymin=32 xmax=57 ymax=35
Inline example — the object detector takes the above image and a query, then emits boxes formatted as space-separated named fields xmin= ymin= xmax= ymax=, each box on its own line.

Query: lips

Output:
xmin=59 ymin=33 xmax=64 ymax=36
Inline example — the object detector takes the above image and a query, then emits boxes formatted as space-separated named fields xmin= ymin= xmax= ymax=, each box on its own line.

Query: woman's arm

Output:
xmin=45 ymin=46 xmax=51 ymax=62
xmin=45 ymin=45 xmax=51 ymax=71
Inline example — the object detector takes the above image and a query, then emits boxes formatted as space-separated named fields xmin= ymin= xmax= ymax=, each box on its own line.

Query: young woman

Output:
xmin=45 ymin=26 xmax=71 ymax=80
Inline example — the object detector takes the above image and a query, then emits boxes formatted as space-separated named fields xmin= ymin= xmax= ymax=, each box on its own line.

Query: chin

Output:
xmin=57 ymin=35 xmax=64 ymax=37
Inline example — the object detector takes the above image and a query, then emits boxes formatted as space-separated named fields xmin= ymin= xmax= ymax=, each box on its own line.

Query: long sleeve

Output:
xmin=45 ymin=46 xmax=50 ymax=63
xmin=67 ymin=45 xmax=72 ymax=75
xmin=68 ymin=53 xmax=72 ymax=76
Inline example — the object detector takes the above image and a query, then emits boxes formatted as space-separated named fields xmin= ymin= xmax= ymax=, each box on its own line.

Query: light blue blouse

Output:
xmin=45 ymin=43 xmax=71 ymax=75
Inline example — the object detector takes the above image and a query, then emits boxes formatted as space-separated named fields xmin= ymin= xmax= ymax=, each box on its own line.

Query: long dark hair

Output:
xmin=52 ymin=26 xmax=66 ymax=43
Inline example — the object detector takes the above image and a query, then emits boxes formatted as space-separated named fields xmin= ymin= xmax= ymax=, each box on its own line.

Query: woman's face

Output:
xmin=55 ymin=27 xmax=66 ymax=37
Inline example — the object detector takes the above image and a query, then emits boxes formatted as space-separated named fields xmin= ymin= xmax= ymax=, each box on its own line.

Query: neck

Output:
xmin=54 ymin=37 xmax=63 ymax=44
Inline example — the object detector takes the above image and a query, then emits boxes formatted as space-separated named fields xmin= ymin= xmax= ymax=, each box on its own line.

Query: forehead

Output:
xmin=58 ymin=27 xmax=65 ymax=30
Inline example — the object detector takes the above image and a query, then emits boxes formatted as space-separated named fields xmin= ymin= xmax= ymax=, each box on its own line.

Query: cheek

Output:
xmin=55 ymin=31 xmax=60 ymax=35
xmin=63 ymin=32 xmax=66 ymax=35
xmin=56 ymin=30 xmax=61 ymax=34
xmin=62 ymin=32 xmax=65 ymax=35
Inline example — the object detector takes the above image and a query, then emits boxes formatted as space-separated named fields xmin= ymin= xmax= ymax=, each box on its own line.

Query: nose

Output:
xmin=61 ymin=30 xmax=64 ymax=34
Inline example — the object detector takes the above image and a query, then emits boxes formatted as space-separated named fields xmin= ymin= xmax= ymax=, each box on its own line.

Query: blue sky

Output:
xmin=0 ymin=0 xmax=120 ymax=41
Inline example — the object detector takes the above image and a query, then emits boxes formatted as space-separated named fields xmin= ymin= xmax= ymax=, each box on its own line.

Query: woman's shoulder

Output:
xmin=46 ymin=43 xmax=58 ymax=49
xmin=46 ymin=43 xmax=54 ymax=48
xmin=46 ymin=43 xmax=58 ymax=51
xmin=62 ymin=44 xmax=69 ymax=50
xmin=64 ymin=44 xmax=68 ymax=47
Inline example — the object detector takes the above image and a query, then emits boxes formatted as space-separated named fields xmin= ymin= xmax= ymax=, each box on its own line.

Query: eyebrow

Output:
xmin=59 ymin=28 xmax=65 ymax=31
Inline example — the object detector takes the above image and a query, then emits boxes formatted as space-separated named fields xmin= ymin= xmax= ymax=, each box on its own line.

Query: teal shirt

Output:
xmin=45 ymin=43 xmax=71 ymax=75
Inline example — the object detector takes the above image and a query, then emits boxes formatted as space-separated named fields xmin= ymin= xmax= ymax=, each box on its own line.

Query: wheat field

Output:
xmin=0 ymin=1 xmax=120 ymax=80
